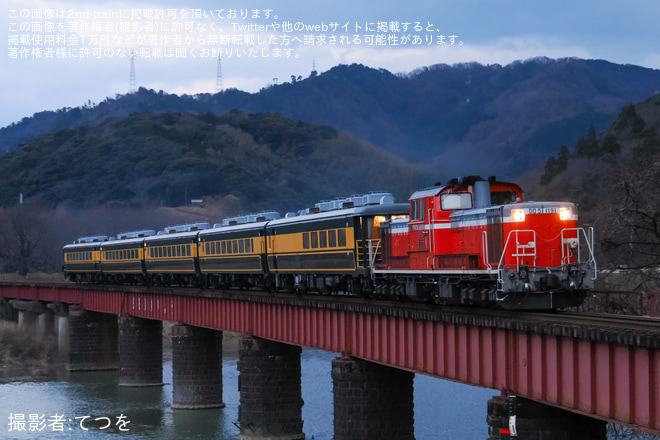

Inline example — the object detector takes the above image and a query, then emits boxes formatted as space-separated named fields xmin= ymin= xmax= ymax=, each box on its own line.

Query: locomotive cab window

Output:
xmin=441 ymin=193 xmax=472 ymax=210
xmin=491 ymin=190 xmax=519 ymax=205
xmin=411 ymin=199 xmax=426 ymax=220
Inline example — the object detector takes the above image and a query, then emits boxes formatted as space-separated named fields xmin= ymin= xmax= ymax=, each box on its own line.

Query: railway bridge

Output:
xmin=1 ymin=281 xmax=659 ymax=439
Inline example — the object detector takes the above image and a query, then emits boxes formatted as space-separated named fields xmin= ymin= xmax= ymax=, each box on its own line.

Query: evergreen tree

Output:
xmin=600 ymin=134 xmax=620 ymax=156
xmin=541 ymin=156 xmax=558 ymax=185
xmin=557 ymin=145 xmax=570 ymax=169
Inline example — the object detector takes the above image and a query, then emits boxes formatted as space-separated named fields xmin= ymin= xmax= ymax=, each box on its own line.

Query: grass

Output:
xmin=0 ymin=320 xmax=64 ymax=367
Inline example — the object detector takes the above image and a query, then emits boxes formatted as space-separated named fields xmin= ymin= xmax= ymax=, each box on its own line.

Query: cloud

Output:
xmin=2 ymin=0 xmax=659 ymax=128
xmin=643 ymin=53 xmax=660 ymax=71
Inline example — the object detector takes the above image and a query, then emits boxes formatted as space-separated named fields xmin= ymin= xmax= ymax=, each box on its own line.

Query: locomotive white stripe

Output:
xmin=372 ymin=269 xmax=497 ymax=275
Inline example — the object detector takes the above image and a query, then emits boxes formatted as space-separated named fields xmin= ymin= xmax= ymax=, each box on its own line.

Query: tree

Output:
xmin=540 ymin=145 xmax=571 ymax=185
xmin=0 ymin=202 xmax=56 ymax=275
xmin=600 ymin=134 xmax=621 ymax=156
xmin=575 ymin=126 xmax=600 ymax=158
xmin=541 ymin=156 xmax=558 ymax=185
xmin=598 ymin=158 xmax=660 ymax=269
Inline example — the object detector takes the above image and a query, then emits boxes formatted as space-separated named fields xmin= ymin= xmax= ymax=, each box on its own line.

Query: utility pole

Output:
xmin=128 ymin=53 xmax=137 ymax=94
xmin=216 ymin=55 xmax=224 ymax=93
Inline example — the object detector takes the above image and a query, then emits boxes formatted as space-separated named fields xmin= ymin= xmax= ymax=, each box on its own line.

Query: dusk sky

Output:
xmin=3 ymin=0 xmax=660 ymax=127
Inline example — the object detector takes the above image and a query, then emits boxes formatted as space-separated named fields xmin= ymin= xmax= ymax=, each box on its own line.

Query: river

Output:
xmin=0 ymin=347 xmax=495 ymax=439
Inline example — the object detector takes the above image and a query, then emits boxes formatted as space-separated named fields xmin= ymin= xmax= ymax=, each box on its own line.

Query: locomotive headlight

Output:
xmin=511 ymin=209 xmax=525 ymax=222
xmin=559 ymin=207 xmax=571 ymax=220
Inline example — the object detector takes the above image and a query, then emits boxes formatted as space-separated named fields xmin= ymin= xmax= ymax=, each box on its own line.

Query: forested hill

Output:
xmin=0 ymin=110 xmax=424 ymax=211
xmin=3 ymin=57 xmax=660 ymax=178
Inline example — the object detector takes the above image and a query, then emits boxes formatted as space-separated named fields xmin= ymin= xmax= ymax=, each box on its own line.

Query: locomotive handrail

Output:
xmin=497 ymin=229 xmax=537 ymax=291
xmin=368 ymin=239 xmax=381 ymax=269
xmin=481 ymin=231 xmax=493 ymax=271
xmin=561 ymin=227 xmax=597 ymax=281
xmin=427 ymin=207 xmax=435 ymax=254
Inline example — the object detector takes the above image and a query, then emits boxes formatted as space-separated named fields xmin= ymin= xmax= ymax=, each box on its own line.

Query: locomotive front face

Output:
xmin=498 ymin=202 xmax=596 ymax=309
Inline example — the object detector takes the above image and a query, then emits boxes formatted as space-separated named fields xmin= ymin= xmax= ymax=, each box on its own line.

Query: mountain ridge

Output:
xmin=2 ymin=57 xmax=660 ymax=179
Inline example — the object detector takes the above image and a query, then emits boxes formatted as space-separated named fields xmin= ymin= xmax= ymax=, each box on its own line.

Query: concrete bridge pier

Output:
xmin=331 ymin=356 xmax=415 ymax=440
xmin=68 ymin=305 xmax=118 ymax=371
xmin=118 ymin=316 xmax=163 ymax=387
xmin=171 ymin=324 xmax=224 ymax=409
xmin=46 ymin=303 xmax=70 ymax=356
xmin=487 ymin=395 xmax=607 ymax=439
xmin=237 ymin=336 xmax=305 ymax=440
xmin=11 ymin=300 xmax=54 ymax=338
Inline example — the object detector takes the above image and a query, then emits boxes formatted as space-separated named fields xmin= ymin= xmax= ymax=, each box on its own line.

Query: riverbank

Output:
xmin=0 ymin=320 xmax=66 ymax=383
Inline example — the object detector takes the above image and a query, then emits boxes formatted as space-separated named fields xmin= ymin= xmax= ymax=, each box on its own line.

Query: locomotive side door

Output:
xmin=486 ymin=206 xmax=504 ymax=264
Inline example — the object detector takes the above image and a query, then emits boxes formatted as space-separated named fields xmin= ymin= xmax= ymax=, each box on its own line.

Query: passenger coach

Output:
xmin=266 ymin=193 xmax=408 ymax=294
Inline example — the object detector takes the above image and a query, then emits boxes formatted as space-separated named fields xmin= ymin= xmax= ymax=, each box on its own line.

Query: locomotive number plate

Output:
xmin=526 ymin=207 xmax=558 ymax=214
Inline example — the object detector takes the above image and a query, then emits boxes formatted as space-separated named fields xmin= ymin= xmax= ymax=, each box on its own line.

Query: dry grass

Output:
xmin=0 ymin=321 xmax=64 ymax=367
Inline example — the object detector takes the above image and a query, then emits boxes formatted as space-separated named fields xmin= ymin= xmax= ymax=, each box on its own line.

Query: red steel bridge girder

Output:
xmin=1 ymin=284 xmax=658 ymax=434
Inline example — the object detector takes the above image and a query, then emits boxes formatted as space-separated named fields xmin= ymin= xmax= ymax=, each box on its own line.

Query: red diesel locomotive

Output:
xmin=374 ymin=175 xmax=596 ymax=309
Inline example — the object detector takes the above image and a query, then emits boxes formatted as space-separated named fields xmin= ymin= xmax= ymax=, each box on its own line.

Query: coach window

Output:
xmin=319 ymin=231 xmax=328 ymax=248
xmin=328 ymin=230 xmax=337 ymax=247
xmin=186 ymin=245 xmax=191 ymax=256
xmin=245 ymin=239 xmax=252 ymax=253
xmin=311 ymin=231 xmax=319 ymax=249
xmin=209 ymin=242 xmax=215 ymax=255
xmin=441 ymin=193 xmax=472 ymax=210
xmin=303 ymin=233 xmax=310 ymax=249
xmin=338 ymin=229 xmax=347 ymax=247
xmin=222 ymin=241 xmax=227 ymax=254
xmin=233 ymin=240 xmax=238 ymax=254
xmin=239 ymin=240 xmax=244 ymax=253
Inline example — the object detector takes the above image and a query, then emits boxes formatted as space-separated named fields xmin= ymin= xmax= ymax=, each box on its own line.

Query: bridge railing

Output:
xmin=571 ymin=290 xmax=660 ymax=317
